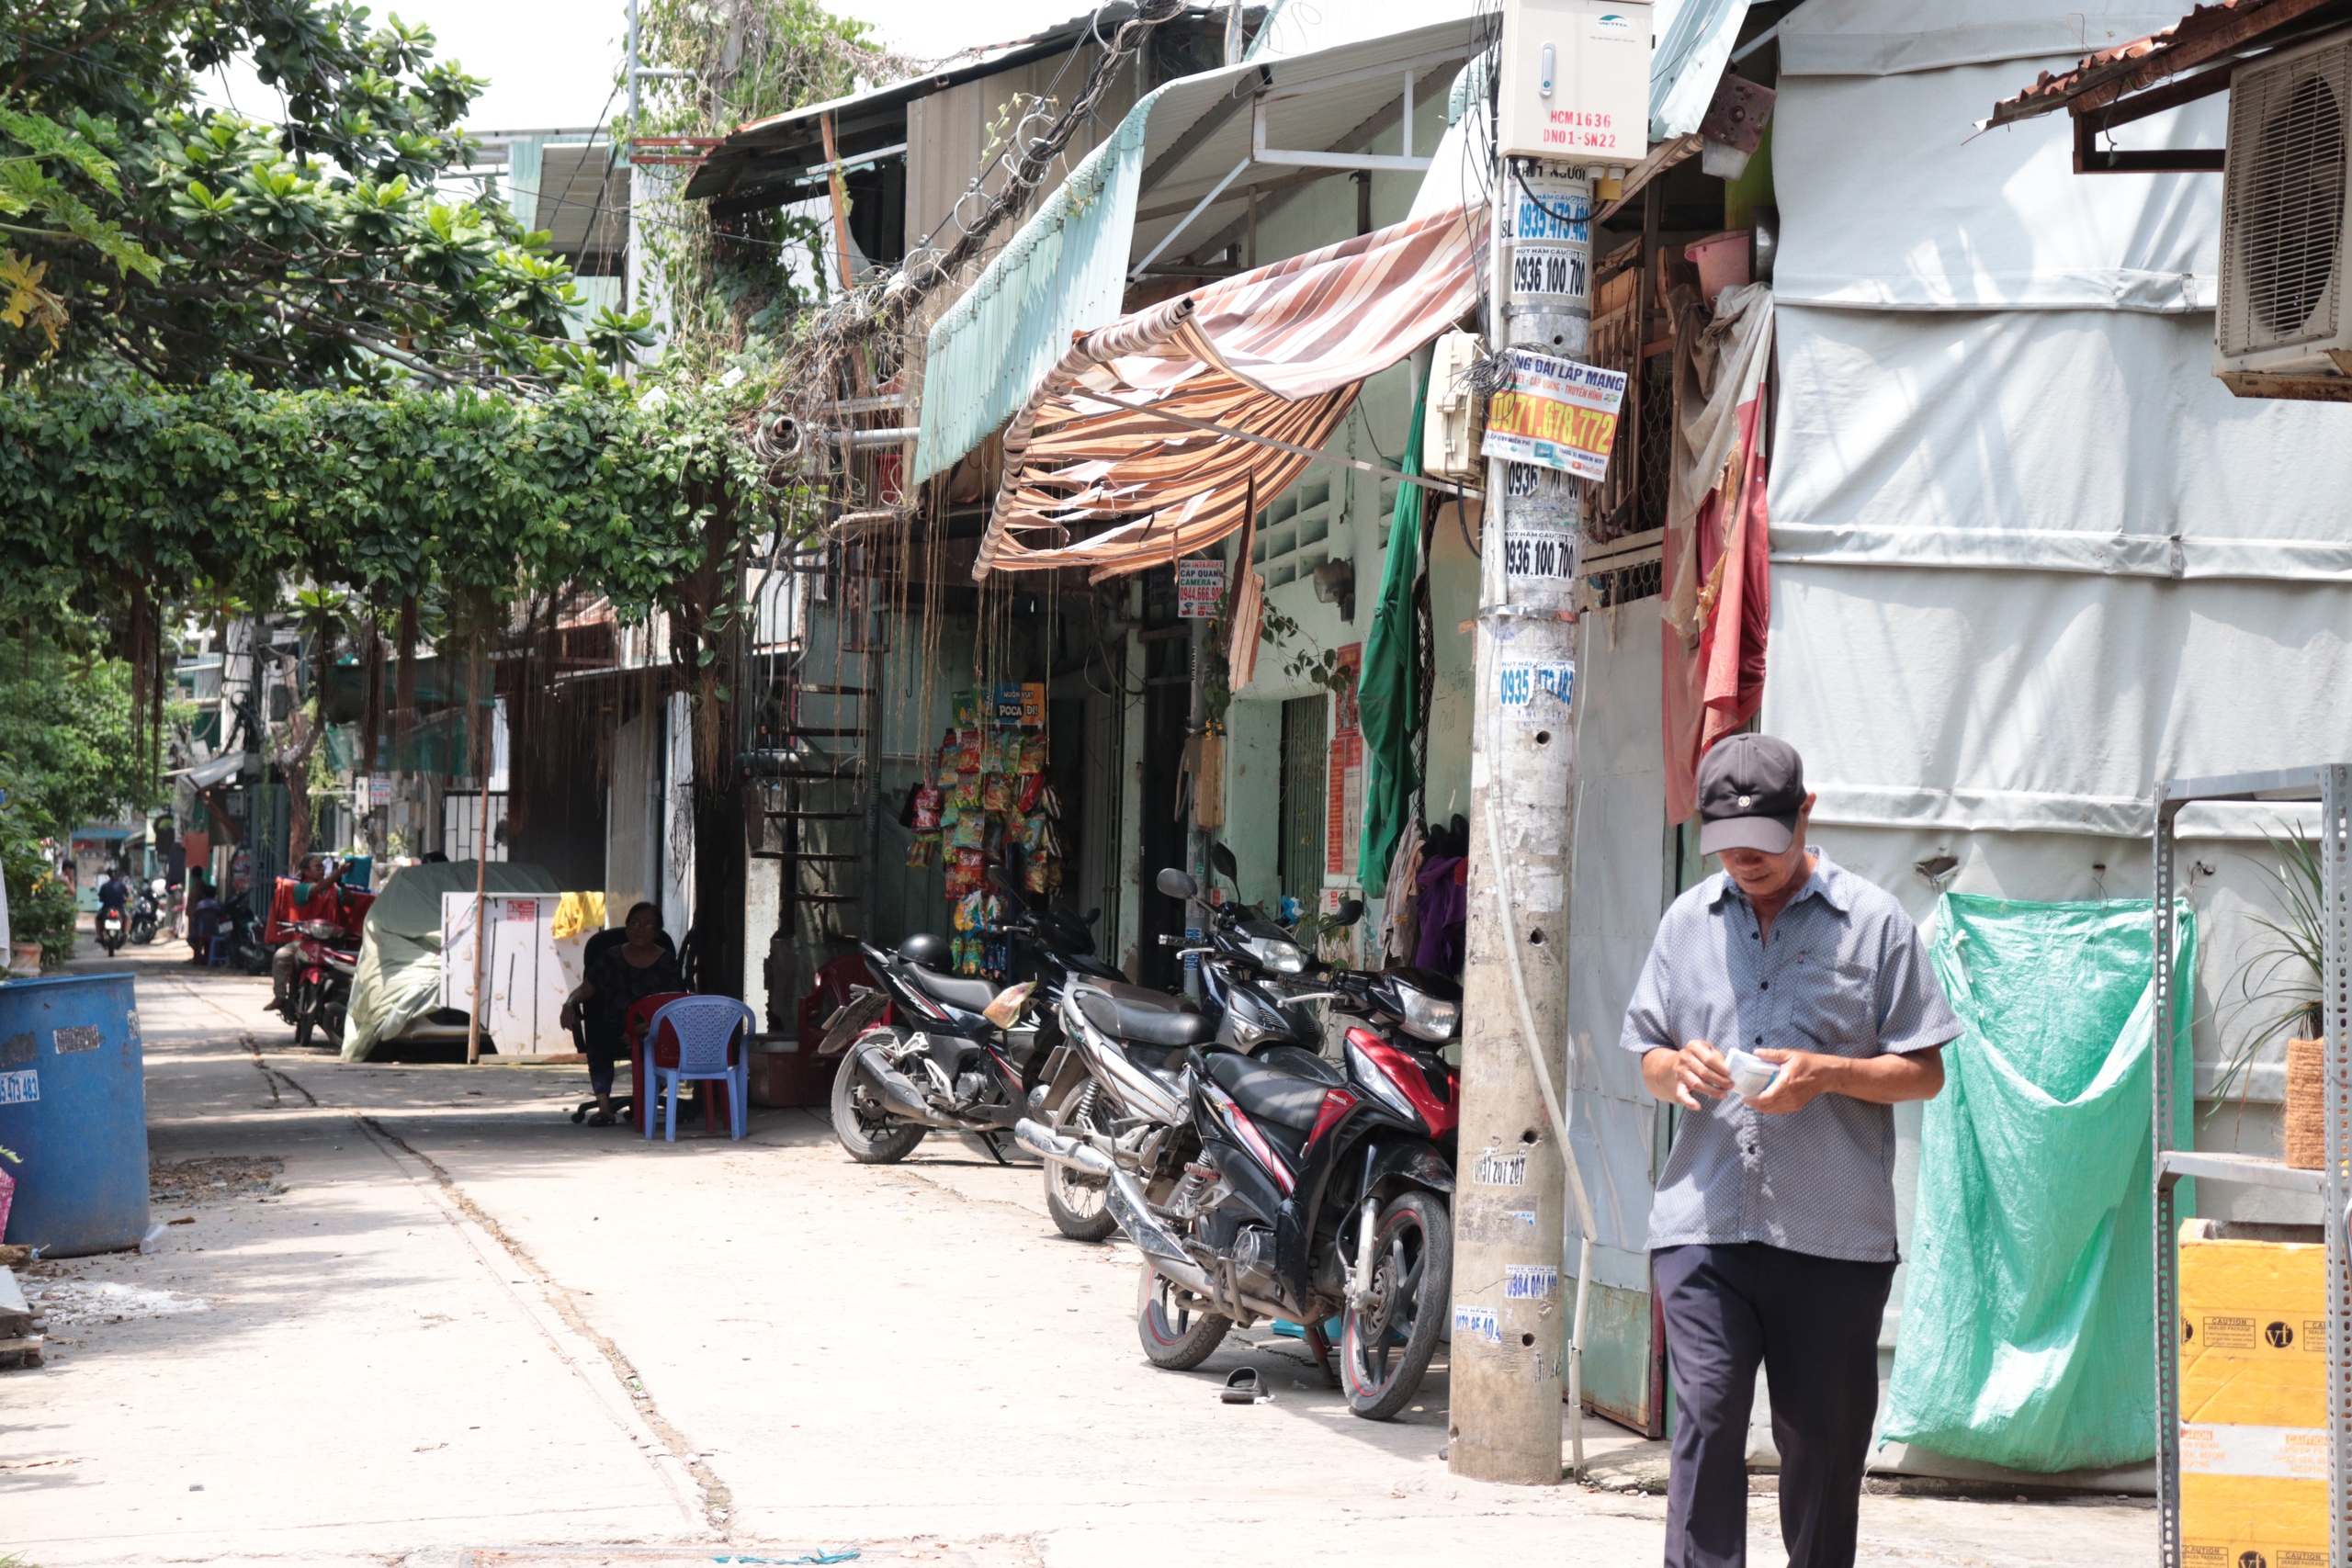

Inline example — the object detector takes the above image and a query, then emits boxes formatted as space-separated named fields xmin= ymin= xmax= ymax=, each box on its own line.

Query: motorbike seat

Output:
xmin=1205 ymin=1048 xmax=1329 ymax=1132
xmin=909 ymin=964 xmax=1001 ymax=1015
xmin=1073 ymin=981 xmax=1214 ymax=1048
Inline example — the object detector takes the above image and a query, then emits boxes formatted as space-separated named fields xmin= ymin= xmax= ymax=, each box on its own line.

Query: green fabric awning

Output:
xmin=911 ymin=92 xmax=1163 ymax=486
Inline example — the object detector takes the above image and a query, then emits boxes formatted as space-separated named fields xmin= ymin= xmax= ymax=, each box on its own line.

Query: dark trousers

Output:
xmin=1654 ymin=1242 xmax=1894 ymax=1568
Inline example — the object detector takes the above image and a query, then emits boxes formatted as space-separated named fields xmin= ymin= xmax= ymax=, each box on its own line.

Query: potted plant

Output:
xmin=2223 ymin=825 xmax=2326 ymax=1168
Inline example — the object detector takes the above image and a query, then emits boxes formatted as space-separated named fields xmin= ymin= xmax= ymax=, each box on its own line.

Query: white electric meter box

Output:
xmin=1423 ymin=330 xmax=1487 ymax=482
xmin=1495 ymin=0 xmax=1653 ymax=166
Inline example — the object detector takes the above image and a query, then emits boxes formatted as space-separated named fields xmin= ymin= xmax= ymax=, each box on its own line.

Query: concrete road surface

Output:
xmin=1 ymin=942 xmax=2154 ymax=1566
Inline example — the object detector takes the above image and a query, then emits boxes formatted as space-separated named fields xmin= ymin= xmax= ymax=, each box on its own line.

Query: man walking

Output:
xmin=1622 ymin=734 xmax=1958 ymax=1568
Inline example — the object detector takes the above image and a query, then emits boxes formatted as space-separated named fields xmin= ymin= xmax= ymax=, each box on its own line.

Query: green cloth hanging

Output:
xmin=1882 ymin=893 xmax=2197 ymax=1472
xmin=1354 ymin=373 xmax=1429 ymax=897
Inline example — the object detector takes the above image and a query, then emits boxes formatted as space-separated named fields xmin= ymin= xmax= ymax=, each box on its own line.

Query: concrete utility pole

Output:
xmin=1448 ymin=158 xmax=1599 ymax=1485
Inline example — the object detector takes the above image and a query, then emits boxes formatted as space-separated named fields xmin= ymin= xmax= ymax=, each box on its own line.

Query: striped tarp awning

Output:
xmin=971 ymin=202 xmax=1486 ymax=582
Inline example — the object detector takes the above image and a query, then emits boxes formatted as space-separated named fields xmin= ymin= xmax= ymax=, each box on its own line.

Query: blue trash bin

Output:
xmin=0 ymin=972 xmax=148 ymax=1257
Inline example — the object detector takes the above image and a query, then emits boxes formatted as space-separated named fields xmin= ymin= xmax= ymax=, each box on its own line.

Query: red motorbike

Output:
xmin=289 ymin=919 xmax=361 ymax=1049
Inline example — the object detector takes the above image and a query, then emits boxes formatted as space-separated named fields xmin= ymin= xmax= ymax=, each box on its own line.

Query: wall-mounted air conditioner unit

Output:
xmin=2216 ymin=29 xmax=2352 ymax=380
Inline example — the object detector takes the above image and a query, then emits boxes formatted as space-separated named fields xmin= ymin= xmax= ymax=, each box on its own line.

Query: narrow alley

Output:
xmin=2 ymin=944 xmax=2154 ymax=1567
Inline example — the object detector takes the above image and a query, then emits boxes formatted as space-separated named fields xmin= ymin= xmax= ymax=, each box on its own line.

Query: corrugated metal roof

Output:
xmin=1123 ymin=17 xmax=1483 ymax=268
xmin=1652 ymin=0 xmax=1754 ymax=141
xmin=683 ymin=5 xmax=1241 ymax=207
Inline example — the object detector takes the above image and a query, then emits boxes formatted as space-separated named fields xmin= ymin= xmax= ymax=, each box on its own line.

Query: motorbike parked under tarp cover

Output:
xmin=342 ymin=861 xmax=559 ymax=1061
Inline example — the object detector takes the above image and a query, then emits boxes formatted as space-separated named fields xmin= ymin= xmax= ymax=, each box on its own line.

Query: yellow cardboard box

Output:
xmin=2178 ymin=1228 xmax=2328 ymax=1568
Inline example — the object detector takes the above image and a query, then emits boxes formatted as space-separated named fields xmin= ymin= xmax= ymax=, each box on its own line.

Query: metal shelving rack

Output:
xmin=2153 ymin=767 xmax=2352 ymax=1568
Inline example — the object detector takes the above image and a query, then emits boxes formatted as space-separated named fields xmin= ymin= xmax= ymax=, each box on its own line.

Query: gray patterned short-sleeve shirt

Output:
xmin=1620 ymin=849 xmax=1960 ymax=1263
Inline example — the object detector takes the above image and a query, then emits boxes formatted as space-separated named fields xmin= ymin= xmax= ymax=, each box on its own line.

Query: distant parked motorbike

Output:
xmin=828 ymin=871 xmax=1124 ymax=1166
xmin=287 ymin=918 xmax=361 ymax=1050
xmin=212 ymin=891 xmax=272 ymax=975
xmin=1021 ymin=950 xmax=1464 ymax=1420
xmin=128 ymin=879 xmax=164 ymax=945
xmin=96 ymin=903 xmax=129 ymax=956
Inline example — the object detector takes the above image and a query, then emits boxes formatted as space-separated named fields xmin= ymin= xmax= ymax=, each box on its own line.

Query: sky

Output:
xmin=199 ymin=2 xmax=1092 ymax=133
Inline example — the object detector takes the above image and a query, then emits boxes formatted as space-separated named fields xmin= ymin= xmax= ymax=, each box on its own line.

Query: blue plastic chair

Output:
xmin=642 ymin=996 xmax=756 ymax=1143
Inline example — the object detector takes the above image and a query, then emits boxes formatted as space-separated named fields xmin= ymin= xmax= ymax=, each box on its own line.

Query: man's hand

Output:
xmin=1752 ymin=1044 xmax=1946 ymax=1112
xmin=1644 ymin=1041 xmax=1734 ymax=1111
xmin=1747 ymin=1049 xmax=1832 ymax=1115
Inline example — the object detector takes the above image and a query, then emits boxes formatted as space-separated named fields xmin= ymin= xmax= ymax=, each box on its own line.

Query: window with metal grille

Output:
xmin=1278 ymin=694 xmax=1329 ymax=905
xmin=1590 ymin=557 xmax=1663 ymax=607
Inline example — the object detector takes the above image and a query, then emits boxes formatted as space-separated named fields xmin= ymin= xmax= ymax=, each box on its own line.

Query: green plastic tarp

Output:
xmin=1353 ymin=371 xmax=1429 ymax=897
xmin=1882 ymin=893 xmax=2195 ymax=1472
xmin=344 ymin=860 xmax=559 ymax=1061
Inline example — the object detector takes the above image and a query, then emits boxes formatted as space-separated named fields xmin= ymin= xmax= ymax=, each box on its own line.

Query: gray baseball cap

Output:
xmin=1697 ymin=734 xmax=1806 ymax=856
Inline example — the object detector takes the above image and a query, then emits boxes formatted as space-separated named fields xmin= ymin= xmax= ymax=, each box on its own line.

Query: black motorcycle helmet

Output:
xmin=899 ymin=931 xmax=953 ymax=970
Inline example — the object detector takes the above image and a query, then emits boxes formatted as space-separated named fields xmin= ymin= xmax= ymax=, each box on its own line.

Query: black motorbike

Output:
xmin=129 ymin=880 xmax=163 ymax=946
xmin=1023 ymin=952 xmax=1464 ymax=1420
xmin=827 ymin=871 xmax=1124 ymax=1166
xmin=1017 ymin=845 xmax=1349 ymax=1242
xmin=96 ymin=902 xmax=129 ymax=956
xmin=211 ymin=890 xmax=272 ymax=975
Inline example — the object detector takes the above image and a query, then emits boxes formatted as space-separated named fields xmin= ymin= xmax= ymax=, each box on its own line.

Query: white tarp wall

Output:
xmin=1753 ymin=0 xmax=2352 ymax=1484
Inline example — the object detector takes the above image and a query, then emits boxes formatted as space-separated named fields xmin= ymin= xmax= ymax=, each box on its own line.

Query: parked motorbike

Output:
xmin=128 ymin=879 xmax=164 ymax=946
xmin=1019 ymin=846 xmax=1346 ymax=1242
xmin=287 ymin=918 xmax=361 ymax=1050
xmin=96 ymin=903 xmax=129 ymax=956
xmin=828 ymin=873 xmax=1124 ymax=1166
xmin=211 ymin=891 xmax=272 ymax=975
xmin=1021 ymin=955 xmax=1463 ymax=1420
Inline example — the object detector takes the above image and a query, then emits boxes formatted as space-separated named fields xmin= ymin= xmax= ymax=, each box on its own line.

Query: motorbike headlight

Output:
xmin=1395 ymin=983 xmax=1460 ymax=1043
xmin=300 ymin=919 xmax=343 ymax=941
xmin=1241 ymin=931 xmax=1306 ymax=975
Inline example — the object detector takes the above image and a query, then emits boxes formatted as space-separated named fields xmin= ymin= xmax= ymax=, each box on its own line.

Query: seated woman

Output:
xmin=560 ymin=901 xmax=682 ymax=1126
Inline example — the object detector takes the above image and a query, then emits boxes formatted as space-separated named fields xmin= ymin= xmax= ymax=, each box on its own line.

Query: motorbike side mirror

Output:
xmin=1082 ymin=907 xmax=1102 ymax=925
xmin=1333 ymin=898 xmax=1365 ymax=928
xmin=1156 ymin=867 xmax=1199 ymax=901
xmin=985 ymin=863 xmax=1019 ymax=896
xmin=1209 ymin=841 xmax=1238 ymax=882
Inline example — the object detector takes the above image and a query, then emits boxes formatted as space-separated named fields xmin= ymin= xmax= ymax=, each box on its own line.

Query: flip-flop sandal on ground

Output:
xmin=586 ymin=1111 xmax=616 ymax=1127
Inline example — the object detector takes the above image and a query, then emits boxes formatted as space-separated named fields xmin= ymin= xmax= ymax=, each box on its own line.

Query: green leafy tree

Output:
xmin=0 ymin=640 xmax=165 ymax=832
xmin=0 ymin=1 xmax=599 ymax=388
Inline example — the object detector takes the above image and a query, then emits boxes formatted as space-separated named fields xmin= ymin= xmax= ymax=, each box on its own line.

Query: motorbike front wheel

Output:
xmin=1340 ymin=1189 xmax=1452 ymax=1421
xmin=828 ymin=1043 xmax=926 ymax=1165
xmin=292 ymin=978 xmax=318 ymax=1049
xmin=1136 ymin=1262 xmax=1231 ymax=1371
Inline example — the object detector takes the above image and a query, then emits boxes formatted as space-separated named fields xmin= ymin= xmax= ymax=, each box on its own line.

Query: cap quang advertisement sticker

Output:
xmin=1483 ymin=348 xmax=1627 ymax=481
xmin=1453 ymin=1303 xmax=1502 ymax=1344
xmin=1502 ymin=464 xmax=1580 ymax=581
xmin=1509 ymin=178 xmax=1589 ymax=305
xmin=1506 ymin=1264 xmax=1561 ymax=1301
xmin=0 ymin=1068 xmax=38 ymax=1104
xmin=1498 ymin=660 xmax=1575 ymax=725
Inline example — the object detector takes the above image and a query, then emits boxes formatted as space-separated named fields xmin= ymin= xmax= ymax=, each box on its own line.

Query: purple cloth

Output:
xmin=1413 ymin=854 xmax=1467 ymax=974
